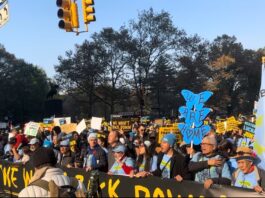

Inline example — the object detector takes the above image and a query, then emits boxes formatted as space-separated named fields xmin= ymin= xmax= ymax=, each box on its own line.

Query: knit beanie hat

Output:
xmin=161 ymin=133 xmax=176 ymax=147
xmin=31 ymin=147 xmax=57 ymax=168
xmin=87 ymin=133 xmax=97 ymax=141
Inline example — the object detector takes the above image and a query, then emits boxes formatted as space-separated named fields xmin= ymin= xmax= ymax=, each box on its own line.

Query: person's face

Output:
xmin=108 ymin=131 xmax=117 ymax=145
xmin=52 ymin=135 xmax=58 ymax=145
xmin=30 ymin=143 xmax=39 ymax=152
xmin=237 ymin=159 xmax=252 ymax=174
xmin=160 ymin=141 xmax=170 ymax=153
xmin=138 ymin=127 xmax=145 ymax=135
xmin=73 ymin=133 xmax=79 ymax=141
xmin=11 ymin=129 xmax=17 ymax=136
xmin=88 ymin=138 xmax=97 ymax=148
xmin=60 ymin=146 xmax=69 ymax=154
xmin=97 ymin=138 xmax=103 ymax=146
xmin=139 ymin=144 xmax=146 ymax=155
xmin=201 ymin=139 xmax=215 ymax=155
xmin=113 ymin=151 xmax=124 ymax=160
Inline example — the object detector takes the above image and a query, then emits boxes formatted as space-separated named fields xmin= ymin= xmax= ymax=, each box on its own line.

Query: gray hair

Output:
xmin=203 ymin=135 xmax=217 ymax=147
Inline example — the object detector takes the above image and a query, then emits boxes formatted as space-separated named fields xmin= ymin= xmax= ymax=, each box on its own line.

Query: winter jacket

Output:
xmin=189 ymin=152 xmax=231 ymax=185
xmin=84 ymin=144 xmax=108 ymax=172
xmin=18 ymin=167 xmax=86 ymax=197
xmin=152 ymin=149 xmax=192 ymax=180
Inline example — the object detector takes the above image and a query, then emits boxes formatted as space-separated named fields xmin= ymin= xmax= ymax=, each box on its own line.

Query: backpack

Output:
xmin=29 ymin=177 xmax=86 ymax=198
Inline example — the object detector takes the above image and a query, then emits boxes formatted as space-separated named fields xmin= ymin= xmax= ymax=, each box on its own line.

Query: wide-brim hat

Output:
xmin=235 ymin=147 xmax=255 ymax=162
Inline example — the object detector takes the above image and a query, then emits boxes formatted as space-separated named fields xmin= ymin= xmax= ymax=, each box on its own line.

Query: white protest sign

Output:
xmin=0 ymin=1 xmax=9 ymax=28
xmin=91 ymin=117 xmax=102 ymax=130
xmin=53 ymin=117 xmax=71 ymax=126
xmin=76 ymin=119 xmax=87 ymax=134
xmin=0 ymin=122 xmax=7 ymax=129
xmin=24 ymin=122 xmax=40 ymax=137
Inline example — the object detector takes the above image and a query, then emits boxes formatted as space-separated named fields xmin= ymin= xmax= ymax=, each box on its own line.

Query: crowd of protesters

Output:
xmin=0 ymin=116 xmax=264 ymax=195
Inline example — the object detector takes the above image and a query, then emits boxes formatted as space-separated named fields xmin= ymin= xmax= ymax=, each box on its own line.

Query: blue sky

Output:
xmin=0 ymin=0 xmax=264 ymax=77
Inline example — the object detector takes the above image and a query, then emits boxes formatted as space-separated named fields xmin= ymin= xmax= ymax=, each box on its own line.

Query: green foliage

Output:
xmin=0 ymin=45 xmax=49 ymax=123
xmin=55 ymin=9 xmax=264 ymax=118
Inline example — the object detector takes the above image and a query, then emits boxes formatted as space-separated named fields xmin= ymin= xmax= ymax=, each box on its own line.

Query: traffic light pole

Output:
xmin=56 ymin=0 xmax=96 ymax=35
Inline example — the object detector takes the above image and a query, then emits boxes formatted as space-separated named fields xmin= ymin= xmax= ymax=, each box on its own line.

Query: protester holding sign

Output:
xmin=189 ymin=135 xmax=232 ymax=189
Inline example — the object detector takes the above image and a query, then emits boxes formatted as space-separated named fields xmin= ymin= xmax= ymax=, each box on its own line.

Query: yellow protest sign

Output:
xmin=158 ymin=126 xmax=180 ymax=143
xmin=39 ymin=123 xmax=54 ymax=131
xmin=216 ymin=122 xmax=226 ymax=134
xmin=154 ymin=119 xmax=163 ymax=126
xmin=226 ymin=116 xmax=241 ymax=131
xmin=60 ymin=123 xmax=77 ymax=134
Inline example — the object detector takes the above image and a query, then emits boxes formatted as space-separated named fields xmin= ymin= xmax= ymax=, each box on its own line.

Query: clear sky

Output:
xmin=0 ymin=0 xmax=264 ymax=77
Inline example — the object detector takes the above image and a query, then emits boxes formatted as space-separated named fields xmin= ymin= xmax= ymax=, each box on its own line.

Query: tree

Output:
xmin=175 ymin=34 xmax=211 ymax=96
xmin=207 ymin=35 xmax=246 ymax=115
xmin=149 ymin=56 xmax=177 ymax=116
xmin=0 ymin=45 xmax=49 ymax=123
xmin=92 ymin=28 xmax=131 ymax=114
xmin=125 ymin=8 xmax=185 ymax=115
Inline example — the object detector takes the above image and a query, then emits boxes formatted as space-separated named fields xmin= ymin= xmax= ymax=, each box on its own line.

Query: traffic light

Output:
xmin=82 ymin=0 xmax=96 ymax=24
xmin=56 ymin=0 xmax=79 ymax=32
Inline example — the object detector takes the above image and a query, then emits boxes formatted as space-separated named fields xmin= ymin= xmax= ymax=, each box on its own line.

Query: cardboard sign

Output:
xmin=39 ymin=123 xmax=54 ymax=131
xmin=76 ymin=119 xmax=87 ymax=134
xmin=243 ymin=121 xmax=255 ymax=139
xmin=227 ymin=116 xmax=241 ymax=131
xmin=43 ymin=118 xmax=53 ymax=124
xmin=178 ymin=89 xmax=213 ymax=144
xmin=0 ymin=122 xmax=7 ymax=129
xmin=60 ymin=123 xmax=77 ymax=134
xmin=111 ymin=117 xmax=139 ymax=132
xmin=154 ymin=119 xmax=164 ymax=126
xmin=24 ymin=122 xmax=40 ymax=137
xmin=53 ymin=117 xmax=71 ymax=126
xmin=216 ymin=122 xmax=226 ymax=134
xmin=91 ymin=117 xmax=102 ymax=130
xmin=158 ymin=127 xmax=179 ymax=144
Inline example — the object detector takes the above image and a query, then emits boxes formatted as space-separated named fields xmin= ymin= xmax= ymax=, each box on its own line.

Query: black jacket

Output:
xmin=86 ymin=145 xmax=108 ymax=172
xmin=152 ymin=149 xmax=192 ymax=180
